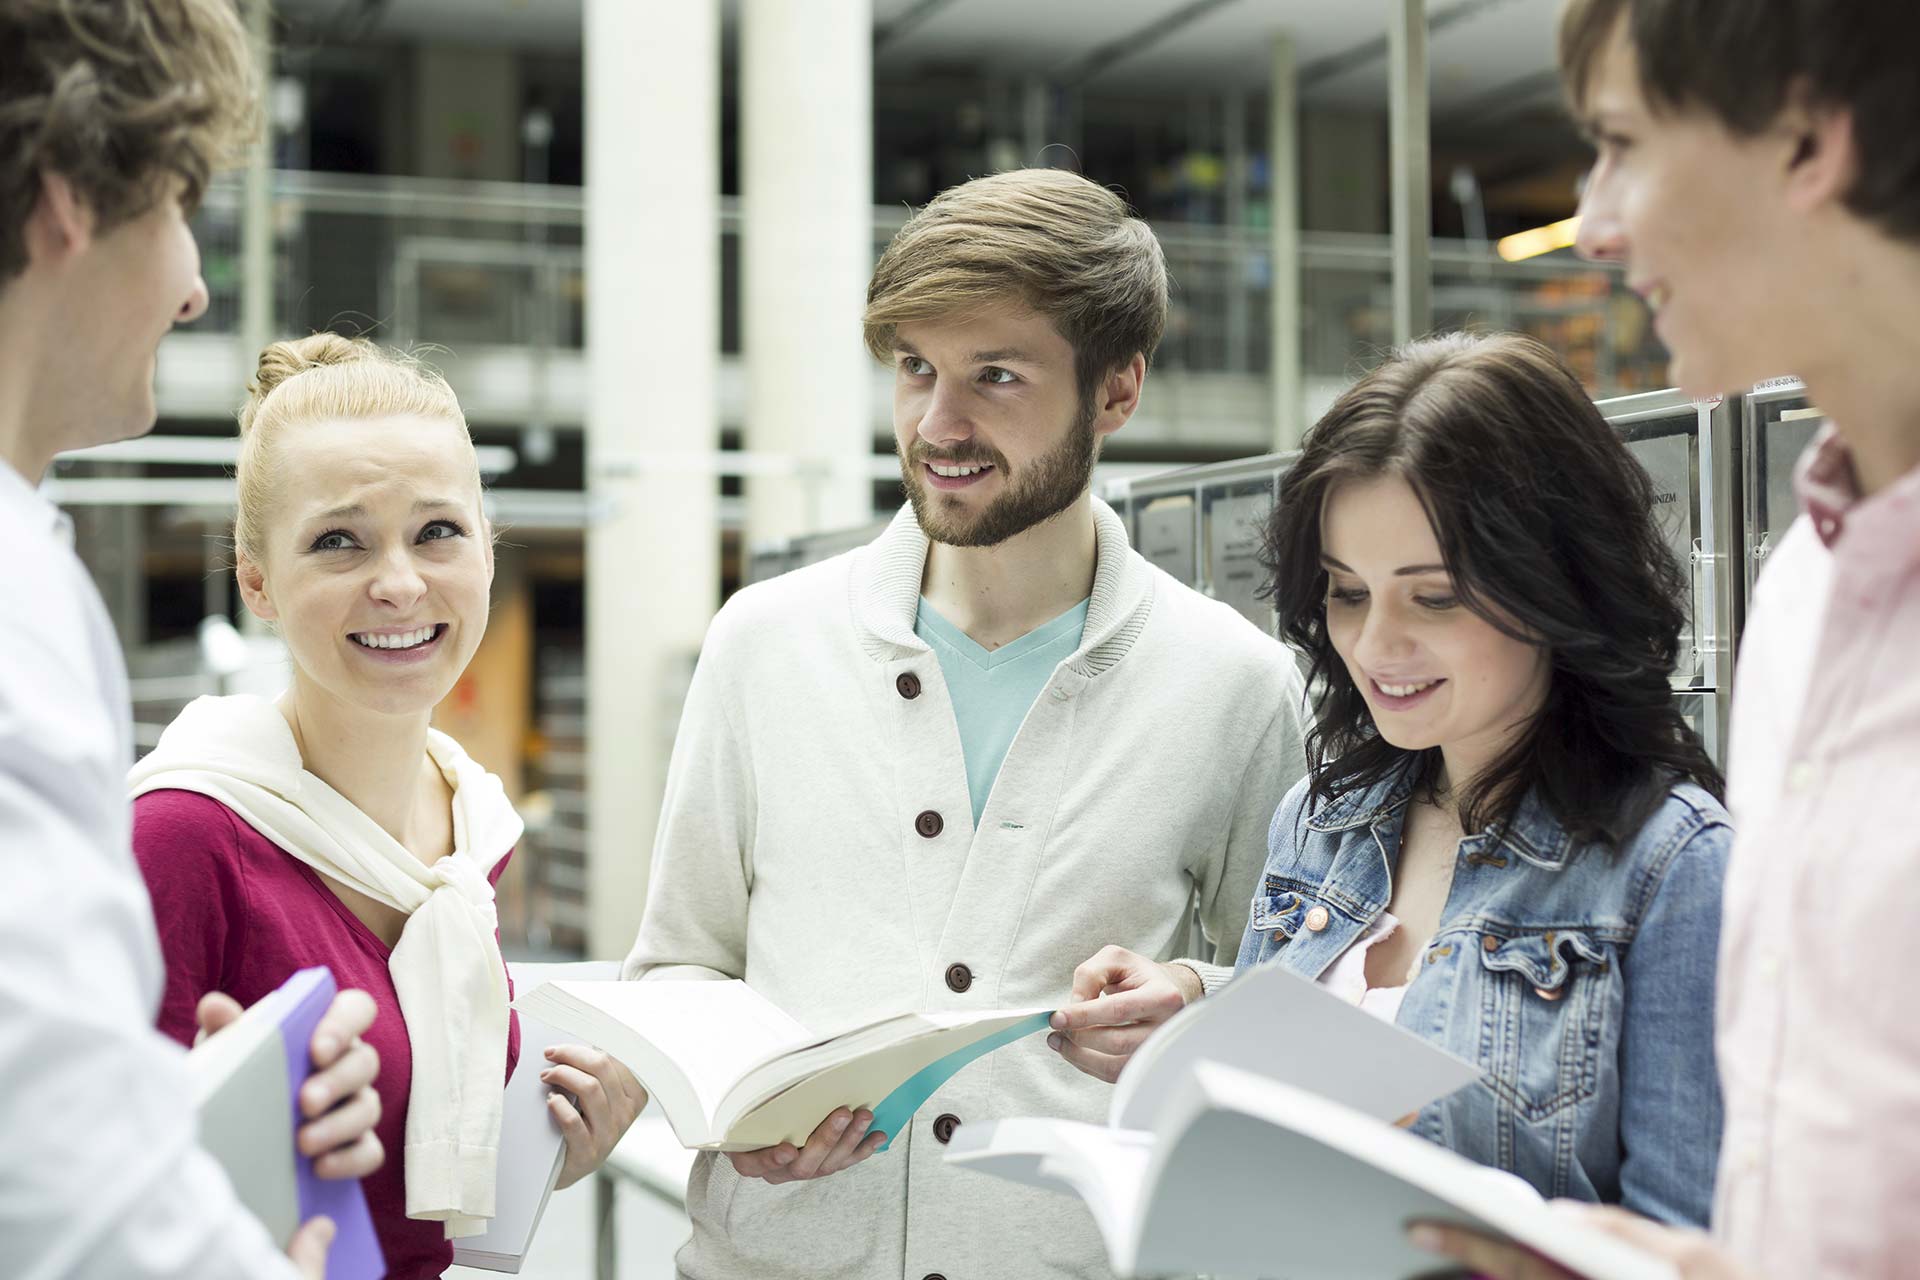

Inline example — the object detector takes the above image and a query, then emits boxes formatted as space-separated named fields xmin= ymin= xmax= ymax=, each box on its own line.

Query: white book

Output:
xmin=453 ymin=960 xmax=619 ymax=1274
xmin=1107 ymin=961 xmax=1484 ymax=1133
xmin=513 ymin=978 xmax=1051 ymax=1151
xmin=955 ymin=1061 xmax=1676 ymax=1280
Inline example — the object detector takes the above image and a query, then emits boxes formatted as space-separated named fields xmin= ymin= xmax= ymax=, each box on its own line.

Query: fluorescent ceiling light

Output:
xmin=1496 ymin=216 xmax=1581 ymax=263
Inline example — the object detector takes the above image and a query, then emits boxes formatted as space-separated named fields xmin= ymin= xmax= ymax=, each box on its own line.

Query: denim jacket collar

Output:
xmin=1301 ymin=767 xmax=1414 ymax=834
xmin=1302 ymin=754 xmax=1583 ymax=870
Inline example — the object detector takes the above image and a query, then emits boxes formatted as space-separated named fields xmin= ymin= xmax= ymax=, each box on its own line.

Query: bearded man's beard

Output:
xmin=900 ymin=396 xmax=1098 ymax=548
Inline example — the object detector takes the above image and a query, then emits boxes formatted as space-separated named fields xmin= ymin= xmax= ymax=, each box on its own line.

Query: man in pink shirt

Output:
xmin=1416 ymin=1 xmax=1920 ymax=1278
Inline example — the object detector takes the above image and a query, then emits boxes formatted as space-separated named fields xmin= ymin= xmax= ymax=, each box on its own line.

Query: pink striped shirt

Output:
xmin=1715 ymin=425 xmax=1920 ymax=1277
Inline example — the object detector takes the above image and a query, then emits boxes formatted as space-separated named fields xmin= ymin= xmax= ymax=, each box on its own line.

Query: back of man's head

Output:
xmin=863 ymin=168 xmax=1169 ymax=400
xmin=0 ymin=0 xmax=256 ymax=287
xmin=1560 ymin=0 xmax=1920 ymax=243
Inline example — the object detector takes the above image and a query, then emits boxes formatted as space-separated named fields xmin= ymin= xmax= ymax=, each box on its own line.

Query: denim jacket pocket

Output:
xmin=1475 ymin=928 xmax=1616 ymax=1123
xmin=1244 ymin=874 xmax=1318 ymax=964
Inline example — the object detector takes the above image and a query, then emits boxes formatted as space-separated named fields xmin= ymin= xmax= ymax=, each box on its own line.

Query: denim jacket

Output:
xmin=1235 ymin=759 xmax=1730 ymax=1226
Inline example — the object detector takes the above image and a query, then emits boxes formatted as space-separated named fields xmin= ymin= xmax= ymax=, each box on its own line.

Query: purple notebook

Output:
xmin=275 ymin=967 xmax=387 ymax=1280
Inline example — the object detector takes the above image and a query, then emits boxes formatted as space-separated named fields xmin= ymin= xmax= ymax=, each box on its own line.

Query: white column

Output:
xmin=235 ymin=0 xmax=276 ymax=640
xmin=584 ymin=0 xmax=720 ymax=956
xmin=1268 ymin=34 xmax=1304 ymax=450
xmin=1224 ymin=90 xmax=1251 ymax=374
xmin=742 ymin=0 xmax=874 ymax=544
xmin=1389 ymin=0 xmax=1432 ymax=345
xmin=240 ymin=0 xmax=272 ymax=359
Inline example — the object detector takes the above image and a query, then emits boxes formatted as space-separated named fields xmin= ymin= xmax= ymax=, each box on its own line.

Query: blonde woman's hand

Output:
xmin=542 ymin=1043 xmax=648 ymax=1189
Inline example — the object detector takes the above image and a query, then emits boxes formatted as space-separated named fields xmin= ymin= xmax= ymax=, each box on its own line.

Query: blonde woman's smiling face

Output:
xmin=240 ymin=414 xmax=491 ymax=718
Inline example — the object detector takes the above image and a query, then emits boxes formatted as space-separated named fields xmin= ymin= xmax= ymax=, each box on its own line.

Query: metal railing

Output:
xmin=190 ymin=171 xmax=1665 ymax=398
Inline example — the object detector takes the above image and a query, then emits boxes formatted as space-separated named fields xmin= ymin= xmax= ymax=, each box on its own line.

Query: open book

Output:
xmin=188 ymin=966 xmax=385 ymax=1280
xmin=513 ymin=978 xmax=1050 ymax=1151
xmin=956 ymin=1061 xmax=1676 ymax=1280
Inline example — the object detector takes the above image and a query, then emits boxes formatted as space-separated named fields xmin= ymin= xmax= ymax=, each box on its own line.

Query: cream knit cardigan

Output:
xmin=624 ymin=499 xmax=1309 ymax=1280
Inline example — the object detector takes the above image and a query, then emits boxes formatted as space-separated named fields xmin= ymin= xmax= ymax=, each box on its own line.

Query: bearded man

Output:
xmin=624 ymin=166 xmax=1307 ymax=1280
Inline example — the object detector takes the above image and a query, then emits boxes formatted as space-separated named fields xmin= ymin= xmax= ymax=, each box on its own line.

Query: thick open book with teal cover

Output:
xmin=513 ymin=979 xmax=1049 ymax=1151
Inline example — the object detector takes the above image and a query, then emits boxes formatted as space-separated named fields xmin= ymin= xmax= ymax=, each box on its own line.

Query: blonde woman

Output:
xmin=128 ymin=334 xmax=643 ymax=1278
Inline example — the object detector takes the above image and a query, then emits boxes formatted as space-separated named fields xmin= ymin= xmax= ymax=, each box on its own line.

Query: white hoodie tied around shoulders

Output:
xmin=128 ymin=693 xmax=523 ymax=1238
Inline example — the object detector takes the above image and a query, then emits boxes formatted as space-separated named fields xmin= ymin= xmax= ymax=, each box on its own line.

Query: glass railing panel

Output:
xmin=187 ymin=173 xmax=1664 ymax=398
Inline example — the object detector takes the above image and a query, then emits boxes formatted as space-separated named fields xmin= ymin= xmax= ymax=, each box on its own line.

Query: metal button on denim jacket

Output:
xmin=1235 ymin=759 xmax=1730 ymax=1227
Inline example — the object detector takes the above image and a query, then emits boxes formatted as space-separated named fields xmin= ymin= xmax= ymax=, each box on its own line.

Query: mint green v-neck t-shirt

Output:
xmin=915 ymin=597 xmax=1090 ymax=826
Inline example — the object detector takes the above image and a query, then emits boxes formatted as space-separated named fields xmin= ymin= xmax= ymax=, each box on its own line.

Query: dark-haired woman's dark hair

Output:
xmin=1264 ymin=331 xmax=1723 ymax=846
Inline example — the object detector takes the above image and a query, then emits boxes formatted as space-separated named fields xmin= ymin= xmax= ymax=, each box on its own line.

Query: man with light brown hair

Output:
xmin=625 ymin=167 xmax=1307 ymax=1279
xmin=1416 ymin=1 xmax=1920 ymax=1278
xmin=0 ymin=3 xmax=384 ymax=1277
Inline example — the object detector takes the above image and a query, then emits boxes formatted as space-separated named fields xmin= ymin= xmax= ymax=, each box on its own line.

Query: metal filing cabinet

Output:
xmin=1102 ymin=454 xmax=1297 ymax=637
xmin=1201 ymin=457 xmax=1292 ymax=635
xmin=1593 ymin=388 xmax=1742 ymax=765
xmin=743 ymin=542 xmax=798 ymax=586
xmin=1742 ymin=376 xmax=1826 ymax=599
xmin=745 ymin=520 xmax=890 ymax=585
xmin=1130 ymin=483 xmax=1201 ymax=588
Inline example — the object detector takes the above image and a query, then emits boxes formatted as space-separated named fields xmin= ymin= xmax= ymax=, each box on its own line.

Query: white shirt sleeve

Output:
xmin=0 ymin=478 xmax=300 ymax=1280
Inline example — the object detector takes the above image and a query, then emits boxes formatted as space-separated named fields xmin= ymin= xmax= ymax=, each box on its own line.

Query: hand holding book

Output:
xmin=726 ymin=1106 xmax=886 ymax=1184
xmin=1410 ymin=1207 xmax=1747 ymax=1280
xmin=539 ymin=1043 xmax=648 ymax=1189
xmin=188 ymin=967 xmax=386 ymax=1280
xmin=283 ymin=1218 xmax=342 ymax=1280
xmin=456 ymin=960 xmax=624 ymax=1275
xmin=193 ymin=986 xmax=385 ymax=1182
xmin=1047 ymin=944 xmax=1203 ymax=1084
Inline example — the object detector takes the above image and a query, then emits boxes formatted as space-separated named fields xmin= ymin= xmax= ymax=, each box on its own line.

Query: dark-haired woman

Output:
xmin=1050 ymin=331 xmax=1728 ymax=1226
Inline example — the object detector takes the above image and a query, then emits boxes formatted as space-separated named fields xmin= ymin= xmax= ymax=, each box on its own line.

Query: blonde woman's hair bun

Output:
xmin=240 ymin=332 xmax=385 ymax=436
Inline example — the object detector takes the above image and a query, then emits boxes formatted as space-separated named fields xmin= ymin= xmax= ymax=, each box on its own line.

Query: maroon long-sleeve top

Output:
xmin=132 ymin=786 xmax=521 ymax=1280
